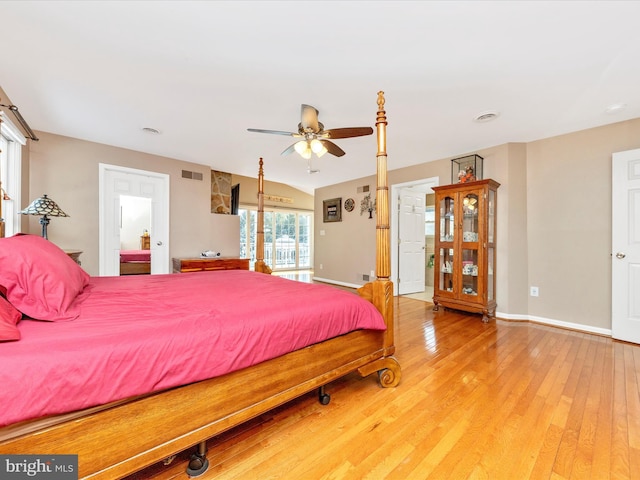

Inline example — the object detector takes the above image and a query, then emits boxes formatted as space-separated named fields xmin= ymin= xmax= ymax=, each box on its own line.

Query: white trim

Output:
xmin=390 ymin=176 xmax=440 ymax=296
xmin=0 ymin=112 xmax=24 ymax=235
xmin=0 ymin=111 xmax=27 ymax=145
xmin=496 ymin=311 xmax=612 ymax=337
xmin=311 ymin=277 xmax=362 ymax=289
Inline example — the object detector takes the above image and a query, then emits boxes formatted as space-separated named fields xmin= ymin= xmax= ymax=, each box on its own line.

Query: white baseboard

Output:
xmin=312 ymin=277 xmax=362 ymax=289
xmin=496 ymin=311 xmax=612 ymax=337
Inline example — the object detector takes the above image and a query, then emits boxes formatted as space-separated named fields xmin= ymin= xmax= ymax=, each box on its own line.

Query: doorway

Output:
xmin=391 ymin=176 xmax=439 ymax=298
xmin=99 ymin=164 xmax=170 ymax=276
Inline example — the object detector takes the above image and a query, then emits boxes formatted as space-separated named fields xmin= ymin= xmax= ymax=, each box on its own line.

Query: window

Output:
xmin=0 ymin=112 xmax=25 ymax=237
xmin=239 ymin=206 xmax=313 ymax=271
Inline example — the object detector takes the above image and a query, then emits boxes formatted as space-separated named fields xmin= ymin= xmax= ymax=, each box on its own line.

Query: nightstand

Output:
xmin=140 ymin=236 xmax=150 ymax=250
xmin=64 ymin=250 xmax=82 ymax=265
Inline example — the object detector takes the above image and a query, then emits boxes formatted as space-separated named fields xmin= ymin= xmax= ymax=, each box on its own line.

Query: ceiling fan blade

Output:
xmin=320 ymin=139 xmax=346 ymax=157
xmin=248 ymin=128 xmax=299 ymax=137
xmin=281 ymin=143 xmax=298 ymax=156
xmin=323 ymin=127 xmax=374 ymax=139
xmin=300 ymin=104 xmax=320 ymax=133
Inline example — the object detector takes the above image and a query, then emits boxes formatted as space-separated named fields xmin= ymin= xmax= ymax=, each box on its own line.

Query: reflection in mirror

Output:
xmin=119 ymin=195 xmax=152 ymax=275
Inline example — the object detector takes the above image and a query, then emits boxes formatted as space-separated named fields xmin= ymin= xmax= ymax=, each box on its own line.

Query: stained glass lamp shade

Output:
xmin=20 ymin=194 xmax=69 ymax=240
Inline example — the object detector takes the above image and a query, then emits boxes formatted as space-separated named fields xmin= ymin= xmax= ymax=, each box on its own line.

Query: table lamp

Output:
xmin=20 ymin=194 xmax=69 ymax=240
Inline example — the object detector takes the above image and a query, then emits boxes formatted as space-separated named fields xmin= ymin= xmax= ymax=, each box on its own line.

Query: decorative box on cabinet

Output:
xmin=432 ymin=179 xmax=500 ymax=322
xmin=172 ymin=257 xmax=249 ymax=273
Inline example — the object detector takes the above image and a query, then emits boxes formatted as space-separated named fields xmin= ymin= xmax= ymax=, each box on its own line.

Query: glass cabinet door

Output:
xmin=487 ymin=247 xmax=495 ymax=301
xmin=461 ymin=193 xmax=479 ymax=243
xmin=439 ymin=195 xmax=455 ymax=242
xmin=438 ymin=248 xmax=454 ymax=292
xmin=488 ymin=189 xmax=495 ymax=244
xmin=461 ymin=248 xmax=478 ymax=296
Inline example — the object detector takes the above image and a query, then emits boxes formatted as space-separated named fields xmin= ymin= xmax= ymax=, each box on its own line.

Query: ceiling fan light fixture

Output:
xmin=310 ymin=139 xmax=324 ymax=154
xmin=316 ymin=144 xmax=328 ymax=158
xmin=294 ymin=140 xmax=308 ymax=155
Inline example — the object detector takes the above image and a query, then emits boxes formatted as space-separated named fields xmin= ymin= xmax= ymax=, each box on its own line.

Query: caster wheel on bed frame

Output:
xmin=186 ymin=441 xmax=209 ymax=478
xmin=318 ymin=386 xmax=331 ymax=405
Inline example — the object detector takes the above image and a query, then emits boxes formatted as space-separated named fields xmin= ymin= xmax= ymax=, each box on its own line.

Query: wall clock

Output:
xmin=344 ymin=198 xmax=355 ymax=212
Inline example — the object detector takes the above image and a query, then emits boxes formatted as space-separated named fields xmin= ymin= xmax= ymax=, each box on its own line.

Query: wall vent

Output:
xmin=182 ymin=170 xmax=204 ymax=181
xmin=362 ymin=274 xmax=370 ymax=282
xmin=357 ymin=185 xmax=370 ymax=193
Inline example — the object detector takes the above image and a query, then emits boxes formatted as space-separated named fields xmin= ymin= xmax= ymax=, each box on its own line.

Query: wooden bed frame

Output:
xmin=0 ymin=92 xmax=400 ymax=479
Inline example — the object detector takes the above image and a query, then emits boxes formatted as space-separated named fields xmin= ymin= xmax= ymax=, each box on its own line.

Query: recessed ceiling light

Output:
xmin=474 ymin=111 xmax=500 ymax=123
xmin=142 ymin=127 xmax=161 ymax=134
xmin=605 ymin=103 xmax=627 ymax=114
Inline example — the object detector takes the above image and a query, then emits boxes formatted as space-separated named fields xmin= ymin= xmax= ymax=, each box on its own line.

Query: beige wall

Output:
xmin=526 ymin=118 xmax=640 ymax=329
xmin=28 ymin=131 xmax=240 ymax=275
xmin=315 ymin=117 xmax=640 ymax=331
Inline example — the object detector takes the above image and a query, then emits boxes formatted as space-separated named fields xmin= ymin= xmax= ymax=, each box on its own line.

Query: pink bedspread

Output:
xmin=0 ymin=271 xmax=385 ymax=426
xmin=120 ymin=249 xmax=151 ymax=262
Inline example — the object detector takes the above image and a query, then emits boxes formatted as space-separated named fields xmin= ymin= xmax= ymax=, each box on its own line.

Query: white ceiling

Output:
xmin=3 ymin=1 xmax=639 ymax=194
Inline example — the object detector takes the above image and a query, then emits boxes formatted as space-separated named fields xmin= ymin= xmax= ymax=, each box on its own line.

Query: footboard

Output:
xmin=0 ymin=327 xmax=396 ymax=479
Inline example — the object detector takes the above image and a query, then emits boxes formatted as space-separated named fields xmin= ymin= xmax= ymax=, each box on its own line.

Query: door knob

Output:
xmin=616 ymin=252 xmax=626 ymax=259
xmin=157 ymin=241 xmax=163 ymax=246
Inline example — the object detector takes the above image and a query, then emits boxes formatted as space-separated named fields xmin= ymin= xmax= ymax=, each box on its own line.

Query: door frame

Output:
xmin=391 ymin=176 xmax=439 ymax=295
xmin=99 ymin=163 xmax=170 ymax=276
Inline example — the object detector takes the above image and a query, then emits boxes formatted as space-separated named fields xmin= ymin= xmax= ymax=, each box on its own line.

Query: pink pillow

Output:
xmin=0 ymin=294 xmax=22 ymax=341
xmin=0 ymin=234 xmax=90 ymax=321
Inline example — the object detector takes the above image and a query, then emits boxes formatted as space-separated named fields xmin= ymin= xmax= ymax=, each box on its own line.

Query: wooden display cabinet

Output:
xmin=432 ymin=179 xmax=500 ymax=322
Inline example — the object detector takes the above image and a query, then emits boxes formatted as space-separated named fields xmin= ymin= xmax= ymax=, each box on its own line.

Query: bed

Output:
xmin=0 ymin=91 xmax=399 ymax=479
xmin=119 ymin=248 xmax=151 ymax=275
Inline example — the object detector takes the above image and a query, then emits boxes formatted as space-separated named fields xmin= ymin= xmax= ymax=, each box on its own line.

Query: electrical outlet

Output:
xmin=319 ymin=264 xmax=323 ymax=270
xmin=530 ymin=286 xmax=539 ymax=297
xmin=370 ymin=270 xmax=375 ymax=278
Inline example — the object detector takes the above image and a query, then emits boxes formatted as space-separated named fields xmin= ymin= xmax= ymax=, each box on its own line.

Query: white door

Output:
xmin=612 ymin=148 xmax=640 ymax=343
xmin=99 ymin=164 xmax=170 ymax=276
xmin=398 ymin=187 xmax=426 ymax=295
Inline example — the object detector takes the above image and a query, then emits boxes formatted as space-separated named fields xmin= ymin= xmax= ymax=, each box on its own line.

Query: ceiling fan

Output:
xmin=248 ymin=104 xmax=373 ymax=159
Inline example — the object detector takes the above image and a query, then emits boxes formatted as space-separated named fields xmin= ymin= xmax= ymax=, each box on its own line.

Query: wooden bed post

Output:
xmin=372 ymin=91 xmax=395 ymax=356
xmin=357 ymin=91 xmax=400 ymax=386
xmin=254 ymin=157 xmax=272 ymax=275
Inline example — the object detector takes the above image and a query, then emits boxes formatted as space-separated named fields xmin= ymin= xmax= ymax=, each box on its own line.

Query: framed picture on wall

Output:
xmin=323 ymin=197 xmax=342 ymax=223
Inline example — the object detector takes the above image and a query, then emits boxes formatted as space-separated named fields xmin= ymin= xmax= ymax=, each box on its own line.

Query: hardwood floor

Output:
xmin=126 ymin=298 xmax=640 ymax=479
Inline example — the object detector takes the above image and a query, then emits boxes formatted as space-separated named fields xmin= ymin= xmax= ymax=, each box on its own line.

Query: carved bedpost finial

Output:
xmin=376 ymin=92 xmax=387 ymax=156
xmin=377 ymin=91 xmax=385 ymax=112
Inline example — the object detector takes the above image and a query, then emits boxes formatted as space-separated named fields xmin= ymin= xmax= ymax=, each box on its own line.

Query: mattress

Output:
xmin=120 ymin=249 xmax=151 ymax=262
xmin=0 ymin=270 xmax=385 ymax=426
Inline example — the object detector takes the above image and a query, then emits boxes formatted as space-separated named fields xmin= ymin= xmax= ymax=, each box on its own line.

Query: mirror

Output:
xmin=119 ymin=195 xmax=152 ymax=275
